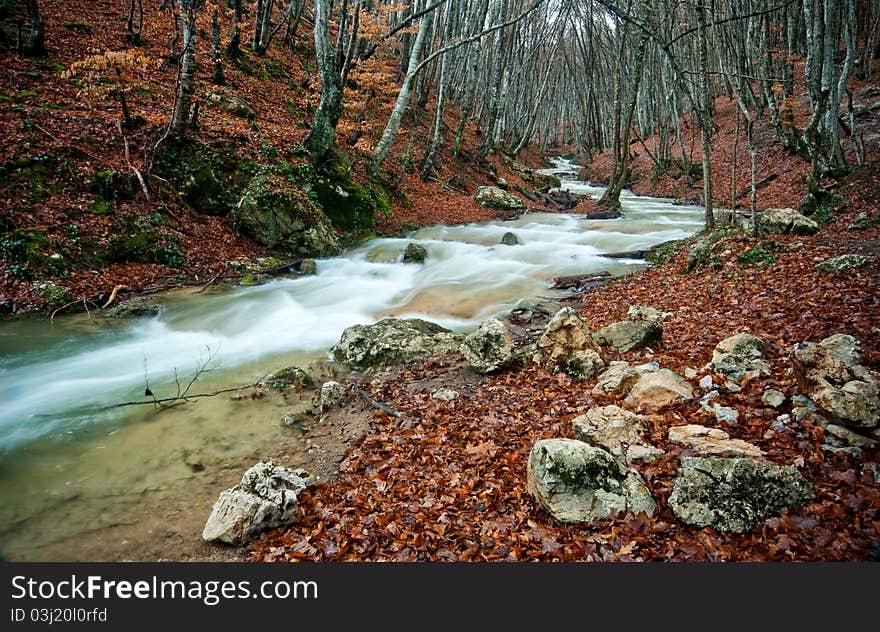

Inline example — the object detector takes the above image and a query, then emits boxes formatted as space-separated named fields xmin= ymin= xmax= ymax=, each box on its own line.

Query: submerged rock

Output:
xmin=668 ymin=457 xmax=813 ymax=532
xmin=331 ymin=318 xmax=463 ymax=371
xmin=202 ymin=461 xmax=313 ymax=544
xmin=527 ymin=439 xmax=656 ymax=524
xmin=475 ymin=185 xmax=526 ymax=211
xmin=460 ymin=318 xmax=515 ymax=374
xmin=500 ymin=232 xmax=519 ymax=246
xmin=533 ymin=307 xmax=604 ymax=379
xmin=402 ymin=243 xmax=427 ymax=263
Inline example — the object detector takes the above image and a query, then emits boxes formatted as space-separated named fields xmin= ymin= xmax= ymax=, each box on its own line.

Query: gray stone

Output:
xmin=431 ymin=388 xmax=459 ymax=402
xmin=266 ymin=366 xmax=317 ymax=390
xmin=819 ymin=334 xmax=863 ymax=368
xmin=533 ymin=308 xmax=604 ymax=379
xmin=668 ymin=424 xmax=764 ymax=458
xmin=205 ymin=91 xmax=257 ymax=119
xmin=475 ymin=186 xmax=526 ymax=211
xmin=500 ymin=231 xmax=519 ymax=246
xmin=591 ymin=362 xmax=639 ymax=398
xmin=624 ymin=369 xmax=695 ymax=409
xmin=626 ymin=305 xmax=671 ymax=323
xmin=298 ymin=259 xmax=317 ymax=275
xmin=755 ymin=208 xmax=819 ymax=236
xmin=824 ymin=423 xmax=879 ymax=448
xmin=699 ymin=375 xmax=715 ymax=391
xmin=791 ymin=341 xmax=880 ymax=428
xmin=402 ymin=243 xmax=428 ymax=263
xmin=202 ymin=461 xmax=312 ymax=544
xmin=331 ymin=318 xmax=463 ymax=371
xmin=594 ymin=319 xmax=662 ymax=353
xmin=34 ymin=281 xmax=74 ymax=310
xmin=711 ymin=405 xmax=740 ymax=424
xmin=684 ymin=367 xmax=699 ymax=379
xmin=711 ymin=333 xmax=770 ymax=380
xmin=572 ymin=405 xmax=663 ymax=463
xmin=634 ymin=362 xmax=660 ymax=375
xmin=460 ymin=318 xmax=515 ymax=374
xmin=816 ymin=254 xmax=875 ymax=274
xmin=319 ymin=381 xmax=349 ymax=410
xmin=668 ymin=457 xmax=814 ymax=532
xmin=762 ymin=389 xmax=786 ymax=408
xmin=527 ymin=439 xmax=656 ymax=524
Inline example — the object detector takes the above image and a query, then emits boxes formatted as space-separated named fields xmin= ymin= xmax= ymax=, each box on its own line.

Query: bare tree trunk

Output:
xmin=227 ymin=0 xmax=242 ymax=56
xmin=24 ymin=0 xmax=45 ymax=57
xmin=169 ymin=1 xmax=202 ymax=137
xmin=211 ymin=9 xmax=224 ymax=84
xmin=305 ymin=0 xmax=343 ymax=166
xmin=697 ymin=2 xmax=715 ymax=229
xmin=370 ymin=9 xmax=434 ymax=176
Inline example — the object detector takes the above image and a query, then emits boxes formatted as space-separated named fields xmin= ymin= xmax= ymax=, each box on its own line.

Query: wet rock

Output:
xmin=431 ymin=388 xmax=459 ymax=402
xmin=266 ymin=366 xmax=317 ymax=390
xmin=460 ymin=318 xmax=515 ymax=374
xmin=402 ymin=243 xmax=427 ymax=263
xmin=668 ymin=424 xmax=764 ymax=458
xmin=298 ymin=258 xmax=317 ymax=275
xmin=475 ymin=185 xmax=526 ymax=211
xmin=202 ymin=461 xmax=313 ymax=544
xmin=319 ymin=381 xmax=349 ymax=410
xmin=668 ymin=457 xmax=813 ymax=532
xmin=594 ymin=319 xmax=662 ymax=353
xmin=500 ymin=231 xmax=519 ymax=246
xmin=816 ymin=254 xmax=875 ymax=274
xmin=624 ymin=369 xmax=695 ymax=409
xmin=591 ymin=362 xmax=639 ymax=398
xmin=103 ymin=296 xmax=162 ymax=318
xmin=572 ymin=405 xmax=664 ymax=464
xmin=527 ymin=439 xmax=656 ymax=524
xmin=332 ymin=318 xmax=464 ymax=371
xmin=755 ymin=208 xmax=819 ymax=236
xmin=791 ymin=339 xmax=880 ymax=428
xmin=533 ymin=308 xmax=604 ymax=379
xmin=711 ymin=333 xmax=770 ymax=380
xmin=762 ymin=389 xmax=786 ymax=408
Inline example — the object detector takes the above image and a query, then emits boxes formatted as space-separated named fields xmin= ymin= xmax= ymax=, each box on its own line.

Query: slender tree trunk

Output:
xmin=169 ymin=2 xmax=201 ymax=136
xmin=305 ymin=0 xmax=343 ymax=166
xmin=697 ymin=3 xmax=715 ymax=229
xmin=370 ymin=10 xmax=433 ymax=176
xmin=211 ymin=9 xmax=224 ymax=84
xmin=227 ymin=0 xmax=242 ymax=56
xmin=24 ymin=0 xmax=45 ymax=57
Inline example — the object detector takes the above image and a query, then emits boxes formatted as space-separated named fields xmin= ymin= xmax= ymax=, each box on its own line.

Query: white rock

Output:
xmin=668 ymin=424 xmax=763 ymax=458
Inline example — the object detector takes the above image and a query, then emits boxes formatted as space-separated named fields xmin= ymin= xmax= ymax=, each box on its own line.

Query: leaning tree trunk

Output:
xmin=369 ymin=10 xmax=433 ymax=177
xmin=305 ymin=0 xmax=343 ymax=166
xmin=169 ymin=2 xmax=201 ymax=136
xmin=24 ymin=0 xmax=46 ymax=56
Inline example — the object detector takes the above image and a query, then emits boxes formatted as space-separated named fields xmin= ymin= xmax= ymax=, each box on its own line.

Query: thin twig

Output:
xmin=354 ymin=385 xmax=401 ymax=418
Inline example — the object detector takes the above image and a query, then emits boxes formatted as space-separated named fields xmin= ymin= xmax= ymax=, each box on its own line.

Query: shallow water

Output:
xmin=0 ymin=158 xmax=705 ymax=560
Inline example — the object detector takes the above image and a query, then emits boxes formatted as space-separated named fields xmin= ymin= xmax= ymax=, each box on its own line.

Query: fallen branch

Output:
xmin=101 ymin=284 xmax=129 ymax=309
xmin=354 ymin=386 xmax=401 ymax=418
xmin=102 ymin=381 xmax=264 ymax=410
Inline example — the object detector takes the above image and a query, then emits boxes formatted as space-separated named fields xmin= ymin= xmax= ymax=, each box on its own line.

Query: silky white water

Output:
xmin=0 ymin=159 xmax=704 ymax=559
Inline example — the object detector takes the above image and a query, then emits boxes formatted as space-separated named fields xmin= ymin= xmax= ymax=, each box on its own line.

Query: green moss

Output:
xmin=737 ymin=241 xmax=784 ymax=266
xmin=88 ymin=200 xmax=114 ymax=215
xmin=0 ymin=228 xmax=68 ymax=279
xmin=34 ymin=281 xmax=74 ymax=309
xmin=313 ymin=178 xmax=389 ymax=232
xmin=847 ymin=212 xmax=876 ymax=232
xmin=88 ymin=169 xmax=137 ymax=201
xmin=107 ymin=215 xmax=185 ymax=267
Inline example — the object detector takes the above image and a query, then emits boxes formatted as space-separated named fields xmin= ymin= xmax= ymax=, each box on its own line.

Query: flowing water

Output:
xmin=0 ymin=158 xmax=704 ymax=560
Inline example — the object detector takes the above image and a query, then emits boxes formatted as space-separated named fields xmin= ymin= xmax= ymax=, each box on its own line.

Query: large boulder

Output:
xmin=331 ymin=318 xmax=463 ymax=371
xmin=591 ymin=361 xmax=639 ymax=398
xmin=460 ymin=318 xmax=515 ymax=374
xmin=668 ymin=457 xmax=814 ymax=532
xmin=572 ymin=405 xmax=664 ymax=464
xmin=594 ymin=319 xmax=662 ymax=353
xmin=204 ymin=91 xmax=257 ymax=120
xmin=819 ymin=334 xmax=863 ymax=367
xmin=816 ymin=254 xmax=875 ymax=274
xmin=624 ymin=368 xmax=695 ymax=409
xmin=202 ymin=461 xmax=312 ymax=544
xmin=475 ymin=185 xmax=526 ymax=211
xmin=755 ymin=208 xmax=819 ymax=236
xmin=234 ymin=171 xmax=339 ymax=256
xmin=527 ymin=439 xmax=656 ymax=524
xmin=668 ymin=424 xmax=764 ymax=458
xmin=711 ymin=333 xmax=770 ymax=380
xmin=533 ymin=307 xmax=604 ymax=379
xmin=791 ymin=338 xmax=880 ymax=429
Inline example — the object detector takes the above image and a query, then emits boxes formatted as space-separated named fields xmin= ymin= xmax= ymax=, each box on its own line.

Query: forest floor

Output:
xmin=2 ymin=3 xmax=879 ymax=561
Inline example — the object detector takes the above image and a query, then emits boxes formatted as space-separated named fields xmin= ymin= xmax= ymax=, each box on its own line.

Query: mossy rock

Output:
xmin=153 ymin=138 xmax=255 ymax=216
xmin=0 ymin=228 xmax=68 ymax=279
xmin=34 ymin=281 xmax=75 ymax=309
xmin=313 ymin=178 xmax=388 ymax=233
xmin=88 ymin=169 xmax=137 ymax=201
xmin=234 ymin=170 xmax=339 ymax=257
xmin=107 ymin=215 xmax=185 ymax=267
